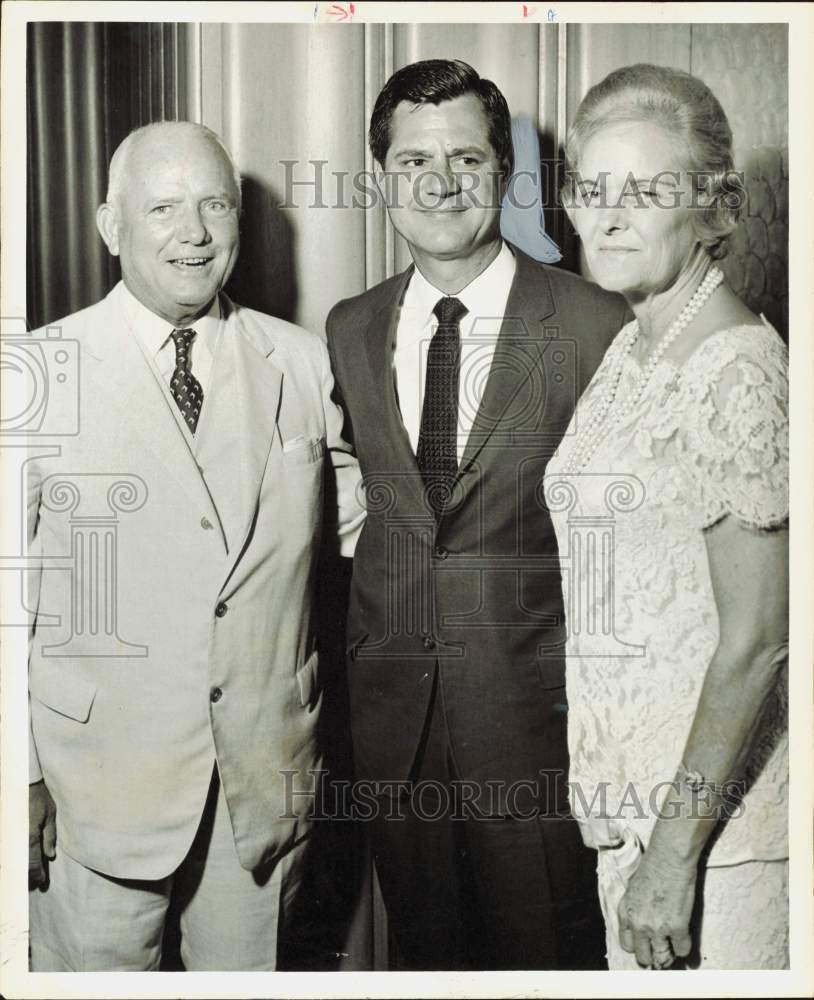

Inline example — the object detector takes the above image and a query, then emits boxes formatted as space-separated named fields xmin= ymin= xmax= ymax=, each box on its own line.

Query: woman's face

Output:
xmin=568 ymin=120 xmax=702 ymax=300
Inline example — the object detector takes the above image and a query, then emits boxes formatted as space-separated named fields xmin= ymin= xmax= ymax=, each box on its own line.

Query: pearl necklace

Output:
xmin=561 ymin=265 xmax=724 ymax=474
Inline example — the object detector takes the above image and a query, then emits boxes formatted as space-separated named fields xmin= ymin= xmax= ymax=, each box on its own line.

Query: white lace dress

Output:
xmin=544 ymin=320 xmax=789 ymax=969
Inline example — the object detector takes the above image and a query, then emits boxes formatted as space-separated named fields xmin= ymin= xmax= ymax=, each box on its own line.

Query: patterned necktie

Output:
xmin=417 ymin=296 xmax=468 ymax=517
xmin=169 ymin=328 xmax=204 ymax=434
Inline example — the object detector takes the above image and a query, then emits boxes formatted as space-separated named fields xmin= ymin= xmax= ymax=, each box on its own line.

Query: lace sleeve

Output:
xmin=679 ymin=326 xmax=788 ymax=530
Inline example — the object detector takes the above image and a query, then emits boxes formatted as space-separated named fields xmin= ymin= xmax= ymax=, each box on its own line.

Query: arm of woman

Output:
xmin=618 ymin=325 xmax=789 ymax=968
xmin=618 ymin=516 xmax=788 ymax=967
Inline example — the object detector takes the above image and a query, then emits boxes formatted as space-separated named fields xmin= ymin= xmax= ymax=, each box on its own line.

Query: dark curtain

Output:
xmin=26 ymin=22 xmax=191 ymax=331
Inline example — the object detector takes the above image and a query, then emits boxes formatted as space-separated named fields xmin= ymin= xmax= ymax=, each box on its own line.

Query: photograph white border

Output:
xmin=2 ymin=3 xmax=812 ymax=998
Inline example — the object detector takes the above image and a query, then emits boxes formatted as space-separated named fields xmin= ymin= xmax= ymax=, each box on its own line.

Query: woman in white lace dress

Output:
xmin=544 ymin=64 xmax=788 ymax=969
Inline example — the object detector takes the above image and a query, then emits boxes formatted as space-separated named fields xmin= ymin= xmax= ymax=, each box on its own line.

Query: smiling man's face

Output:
xmin=379 ymin=93 xmax=505 ymax=270
xmin=97 ymin=126 xmax=240 ymax=326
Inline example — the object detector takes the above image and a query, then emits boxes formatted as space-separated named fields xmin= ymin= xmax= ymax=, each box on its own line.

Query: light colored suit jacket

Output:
xmin=27 ymin=281 xmax=362 ymax=880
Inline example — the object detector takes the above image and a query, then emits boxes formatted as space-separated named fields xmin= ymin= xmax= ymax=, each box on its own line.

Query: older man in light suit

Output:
xmin=27 ymin=121 xmax=363 ymax=971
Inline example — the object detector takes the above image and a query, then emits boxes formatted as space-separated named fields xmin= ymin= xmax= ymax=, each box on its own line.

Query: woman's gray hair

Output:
xmin=105 ymin=121 xmax=242 ymax=210
xmin=563 ymin=63 xmax=745 ymax=260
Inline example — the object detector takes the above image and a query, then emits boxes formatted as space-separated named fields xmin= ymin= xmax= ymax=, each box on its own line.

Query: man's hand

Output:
xmin=617 ymin=848 xmax=697 ymax=969
xmin=29 ymin=779 xmax=56 ymax=889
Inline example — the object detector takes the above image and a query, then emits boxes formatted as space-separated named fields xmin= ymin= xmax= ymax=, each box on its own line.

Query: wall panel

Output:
xmin=565 ymin=22 xmax=692 ymax=122
xmin=691 ymin=24 xmax=788 ymax=335
xmin=363 ymin=23 xmax=394 ymax=287
xmin=393 ymin=21 xmax=542 ymax=118
xmin=202 ymin=23 xmax=369 ymax=338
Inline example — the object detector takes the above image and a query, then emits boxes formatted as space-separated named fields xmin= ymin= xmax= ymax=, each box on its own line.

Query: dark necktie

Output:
xmin=169 ymin=328 xmax=204 ymax=434
xmin=416 ymin=296 xmax=468 ymax=517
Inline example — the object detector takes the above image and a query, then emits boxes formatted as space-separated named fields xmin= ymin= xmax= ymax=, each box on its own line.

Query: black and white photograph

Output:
xmin=1 ymin=2 xmax=811 ymax=997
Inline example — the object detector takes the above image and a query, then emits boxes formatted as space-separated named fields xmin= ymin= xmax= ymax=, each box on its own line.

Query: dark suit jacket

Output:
xmin=327 ymin=247 xmax=627 ymax=810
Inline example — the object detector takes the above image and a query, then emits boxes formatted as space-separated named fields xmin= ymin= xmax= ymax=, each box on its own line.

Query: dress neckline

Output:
xmin=618 ymin=315 xmax=776 ymax=376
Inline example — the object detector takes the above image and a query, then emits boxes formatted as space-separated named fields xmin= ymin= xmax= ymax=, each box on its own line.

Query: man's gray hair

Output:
xmin=105 ymin=121 xmax=242 ymax=209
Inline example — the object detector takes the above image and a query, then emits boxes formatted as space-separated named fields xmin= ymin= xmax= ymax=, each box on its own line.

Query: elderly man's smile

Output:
xmin=168 ymin=256 xmax=215 ymax=269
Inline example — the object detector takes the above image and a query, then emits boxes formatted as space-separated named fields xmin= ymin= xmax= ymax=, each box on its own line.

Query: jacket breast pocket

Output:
xmin=282 ymin=435 xmax=326 ymax=467
xmin=537 ymin=657 xmax=566 ymax=691
xmin=346 ymin=630 xmax=369 ymax=661
xmin=29 ymin=660 xmax=97 ymax=723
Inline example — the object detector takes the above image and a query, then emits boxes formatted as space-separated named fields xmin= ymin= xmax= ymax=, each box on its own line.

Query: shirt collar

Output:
xmin=401 ymin=241 xmax=517 ymax=336
xmin=119 ymin=280 xmax=222 ymax=358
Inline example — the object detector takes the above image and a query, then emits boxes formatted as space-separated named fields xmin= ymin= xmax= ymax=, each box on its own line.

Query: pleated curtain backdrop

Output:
xmin=26 ymin=22 xmax=192 ymax=331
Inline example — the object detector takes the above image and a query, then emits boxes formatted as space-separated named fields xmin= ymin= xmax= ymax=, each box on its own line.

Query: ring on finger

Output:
xmin=651 ymin=942 xmax=673 ymax=969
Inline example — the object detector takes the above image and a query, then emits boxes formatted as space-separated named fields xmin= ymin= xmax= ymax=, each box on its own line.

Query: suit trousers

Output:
xmin=29 ymin=765 xmax=309 ymax=971
xmin=367 ymin=667 xmax=605 ymax=971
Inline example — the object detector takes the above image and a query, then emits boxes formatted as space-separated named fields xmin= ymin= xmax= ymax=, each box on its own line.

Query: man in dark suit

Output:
xmin=326 ymin=59 xmax=628 ymax=970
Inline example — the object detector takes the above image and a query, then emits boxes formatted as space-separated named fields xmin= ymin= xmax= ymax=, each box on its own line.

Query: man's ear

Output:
xmin=560 ymin=180 xmax=582 ymax=231
xmin=374 ymin=166 xmax=389 ymax=208
xmin=96 ymin=202 xmax=120 ymax=256
xmin=562 ymin=196 xmax=577 ymax=231
xmin=494 ymin=161 xmax=511 ymax=205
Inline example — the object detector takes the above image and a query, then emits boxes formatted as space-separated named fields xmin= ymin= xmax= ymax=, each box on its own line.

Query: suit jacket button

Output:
xmin=215 ymin=602 xmax=228 ymax=618
xmin=201 ymin=516 xmax=214 ymax=530
xmin=422 ymin=635 xmax=435 ymax=650
xmin=210 ymin=686 xmax=223 ymax=703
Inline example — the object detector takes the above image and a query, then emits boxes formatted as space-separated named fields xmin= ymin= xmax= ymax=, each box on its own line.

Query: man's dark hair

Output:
xmin=369 ymin=59 xmax=513 ymax=174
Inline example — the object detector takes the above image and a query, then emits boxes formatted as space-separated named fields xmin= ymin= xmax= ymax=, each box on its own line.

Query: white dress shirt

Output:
xmin=120 ymin=281 xmax=222 ymax=398
xmin=393 ymin=241 xmax=517 ymax=462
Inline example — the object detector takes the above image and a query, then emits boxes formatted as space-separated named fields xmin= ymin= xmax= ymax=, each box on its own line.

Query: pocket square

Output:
xmin=281 ymin=435 xmax=326 ymax=466
xmin=283 ymin=435 xmax=307 ymax=452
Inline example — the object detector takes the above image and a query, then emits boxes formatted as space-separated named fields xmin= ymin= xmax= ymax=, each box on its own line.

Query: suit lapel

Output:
xmin=84 ymin=286 xmax=282 ymax=563
xmin=82 ymin=287 xmax=218 ymax=518
xmin=216 ymin=297 xmax=282 ymax=565
xmin=362 ymin=267 xmax=421 ymax=474
xmin=356 ymin=253 xmax=563 ymax=520
xmin=192 ymin=311 xmax=246 ymax=552
xmin=457 ymin=250 xmax=556 ymax=475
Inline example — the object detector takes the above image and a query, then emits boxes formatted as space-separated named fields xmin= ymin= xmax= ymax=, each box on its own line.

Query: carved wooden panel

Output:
xmin=691 ymin=24 xmax=788 ymax=337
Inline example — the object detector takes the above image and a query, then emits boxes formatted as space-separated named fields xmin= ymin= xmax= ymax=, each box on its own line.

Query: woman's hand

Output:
xmin=617 ymin=847 xmax=696 ymax=969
